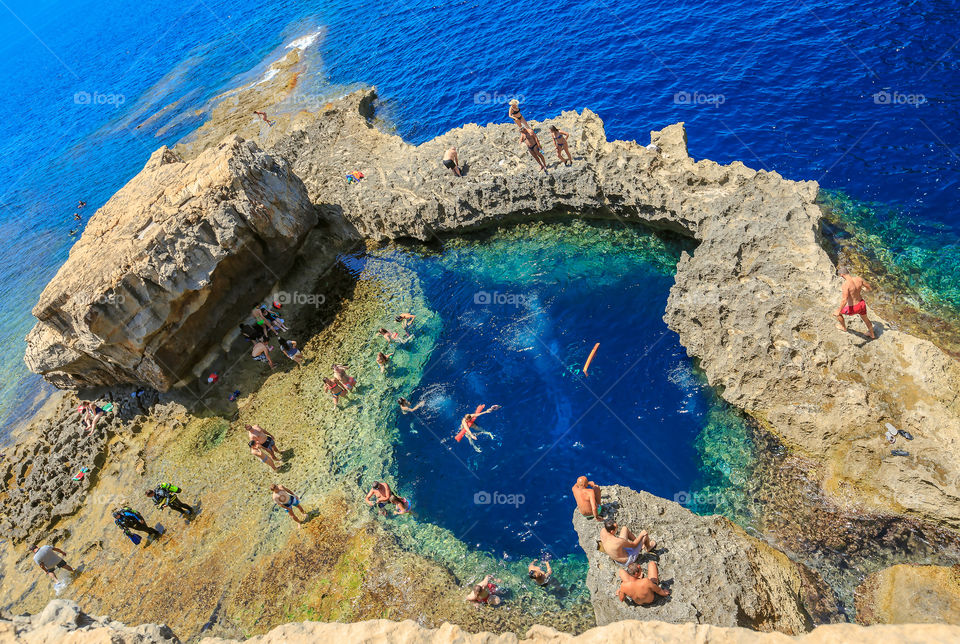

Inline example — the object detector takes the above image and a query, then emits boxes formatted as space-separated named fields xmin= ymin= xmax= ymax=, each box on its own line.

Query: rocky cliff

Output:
xmin=5 ymin=601 xmax=960 ymax=644
xmin=24 ymin=136 xmax=317 ymax=390
xmin=854 ymin=563 xmax=960 ymax=625
xmin=570 ymin=484 xmax=834 ymax=633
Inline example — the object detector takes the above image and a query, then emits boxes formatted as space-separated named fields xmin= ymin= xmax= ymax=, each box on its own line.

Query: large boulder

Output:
xmin=854 ymin=564 xmax=960 ymax=625
xmin=24 ymin=136 xmax=317 ymax=390
xmin=572 ymin=485 xmax=832 ymax=634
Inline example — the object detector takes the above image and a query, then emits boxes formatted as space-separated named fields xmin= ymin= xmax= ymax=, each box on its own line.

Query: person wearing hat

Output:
xmin=508 ymin=98 xmax=529 ymax=129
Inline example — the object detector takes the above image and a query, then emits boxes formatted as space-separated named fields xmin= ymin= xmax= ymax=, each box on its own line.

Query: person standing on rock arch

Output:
xmin=834 ymin=270 xmax=876 ymax=339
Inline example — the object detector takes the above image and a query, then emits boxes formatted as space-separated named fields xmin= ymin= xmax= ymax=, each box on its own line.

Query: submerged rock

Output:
xmin=854 ymin=564 xmax=960 ymax=625
xmin=571 ymin=484 xmax=833 ymax=634
xmin=24 ymin=137 xmax=317 ymax=390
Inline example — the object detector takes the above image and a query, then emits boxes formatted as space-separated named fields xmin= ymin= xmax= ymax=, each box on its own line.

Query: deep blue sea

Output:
xmin=0 ymin=1 xmax=956 ymax=558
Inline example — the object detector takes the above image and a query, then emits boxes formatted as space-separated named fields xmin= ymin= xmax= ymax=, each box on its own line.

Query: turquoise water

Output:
xmin=342 ymin=219 xmax=758 ymax=560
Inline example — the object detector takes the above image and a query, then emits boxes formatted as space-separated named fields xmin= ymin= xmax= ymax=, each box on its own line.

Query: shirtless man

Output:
xmin=251 ymin=341 xmax=274 ymax=369
xmin=270 ymin=484 xmax=306 ymax=526
xmin=465 ymin=574 xmax=502 ymax=606
xmin=600 ymin=519 xmax=656 ymax=566
xmin=834 ymin=271 xmax=876 ymax=339
xmin=617 ymin=561 xmax=669 ymax=605
xmin=572 ymin=476 xmax=603 ymax=520
xmin=442 ymin=147 xmax=461 ymax=177
xmin=246 ymin=424 xmax=280 ymax=462
xmin=364 ymin=481 xmax=411 ymax=515
xmin=528 ymin=559 xmax=552 ymax=586
xmin=395 ymin=313 xmax=416 ymax=336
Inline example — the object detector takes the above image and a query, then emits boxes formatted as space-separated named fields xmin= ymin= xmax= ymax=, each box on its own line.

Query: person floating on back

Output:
xmin=617 ymin=560 xmax=670 ymax=605
xmin=599 ymin=518 xmax=656 ymax=566
xmin=113 ymin=505 xmax=161 ymax=544
xmin=146 ymin=483 xmax=194 ymax=517
xmin=834 ymin=269 xmax=876 ymax=339
xmin=572 ymin=476 xmax=603 ymax=520
xmin=32 ymin=545 xmax=75 ymax=582
xmin=520 ymin=127 xmax=547 ymax=172
xmin=549 ymin=125 xmax=573 ymax=165
xmin=442 ymin=147 xmax=462 ymax=177
xmin=528 ymin=559 xmax=552 ymax=586
xmin=456 ymin=404 xmax=501 ymax=452
xmin=270 ymin=484 xmax=307 ymax=527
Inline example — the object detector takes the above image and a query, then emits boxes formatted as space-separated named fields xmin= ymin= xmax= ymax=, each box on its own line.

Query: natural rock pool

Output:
xmin=342 ymin=219 xmax=758 ymax=560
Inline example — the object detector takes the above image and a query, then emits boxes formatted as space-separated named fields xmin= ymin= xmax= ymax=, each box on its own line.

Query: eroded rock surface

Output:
xmin=0 ymin=600 xmax=178 ymax=643
xmin=571 ymin=484 xmax=832 ymax=633
xmin=24 ymin=137 xmax=317 ymax=391
xmin=854 ymin=564 xmax=960 ymax=625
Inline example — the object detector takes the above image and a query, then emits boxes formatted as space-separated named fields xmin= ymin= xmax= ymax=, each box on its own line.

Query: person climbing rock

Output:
xmin=834 ymin=270 xmax=876 ymax=339
xmin=146 ymin=483 xmax=194 ymax=517
xmin=32 ymin=545 xmax=75 ymax=582
xmin=113 ymin=506 xmax=161 ymax=543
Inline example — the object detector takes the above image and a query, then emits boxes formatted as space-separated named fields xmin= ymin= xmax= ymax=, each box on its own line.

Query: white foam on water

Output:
xmin=285 ymin=31 xmax=322 ymax=50
xmin=253 ymin=68 xmax=279 ymax=86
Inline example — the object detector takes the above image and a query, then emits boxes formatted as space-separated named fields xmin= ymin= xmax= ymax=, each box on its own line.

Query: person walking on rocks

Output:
xmin=146 ymin=483 xmax=194 ymax=517
xmin=113 ymin=505 xmax=161 ymax=543
xmin=600 ymin=518 xmax=656 ymax=566
xmin=270 ymin=483 xmax=307 ymax=526
xmin=250 ymin=439 xmax=280 ymax=471
xmin=442 ymin=147 xmax=462 ymax=177
xmin=520 ymin=127 xmax=547 ymax=172
xmin=572 ymin=476 xmax=603 ymax=520
xmin=247 ymin=424 xmax=281 ymax=462
xmin=834 ymin=270 xmax=876 ymax=339
xmin=508 ymin=98 xmax=529 ymax=129
xmin=32 ymin=545 xmax=75 ymax=582
xmin=617 ymin=561 xmax=669 ymax=605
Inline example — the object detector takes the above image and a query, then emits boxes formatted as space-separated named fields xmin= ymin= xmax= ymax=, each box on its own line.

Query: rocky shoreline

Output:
xmin=3 ymin=72 xmax=959 ymax=639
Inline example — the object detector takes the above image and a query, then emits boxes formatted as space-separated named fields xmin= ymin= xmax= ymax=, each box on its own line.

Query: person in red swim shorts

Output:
xmin=834 ymin=270 xmax=876 ymax=339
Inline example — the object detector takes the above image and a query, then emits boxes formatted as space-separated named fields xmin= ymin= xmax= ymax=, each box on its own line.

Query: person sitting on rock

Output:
xmin=465 ymin=575 xmax=502 ymax=606
xmin=834 ymin=269 xmax=875 ymax=339
xmin=442 ymin=147 xmax=462 ymax=177
xmin=572 ymin=476 xmax=603 ymax=520
xmin=239 ymin=323 xmax=268 ymax=343
xmin=77 ymin=402 xmax=105 ymax=434
xmin=617 ymin=560 xmax=669 ymax=605
xmin=32 ymin=545 xmax=75 ymax=582
xmin=259 ymin=305 xmax=288 ymax=332
xmin=600 ymin=518 xmax=656 ymax=566
xmin=252 ymin=307 xmax=279 ymax=335
xmin=146 ymin=483 xmax=194 ymax=517
xmin=528 ymin=559 xmax=552 ymax=586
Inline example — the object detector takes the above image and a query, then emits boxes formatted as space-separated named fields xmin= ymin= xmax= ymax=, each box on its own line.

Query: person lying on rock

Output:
xmin=528 ymin=559 xmax=552 ymax=586
xmin=252 ymin=306 xmax=279 ymax=335
xmin=572 ymin=476 xmax=603 ymax=520
xmin=442 ymin=147 xmax=462 ymax=177
xmin=600 ymin=518 xmax=656 ymax=566
xmin=32 ymin=545 xmax=75 ymax=582
xmin=246 ymin=424 xmax=281 ymax=462
xmin=146 ymin=483 xmax=194 ymax=517
xmin=465 ymin=575 xmax=502 ymax=606
xmin=834 ymin=269 xmax=876 ymax=339
xmin=617 ymin=561 xmax=669 ymax=605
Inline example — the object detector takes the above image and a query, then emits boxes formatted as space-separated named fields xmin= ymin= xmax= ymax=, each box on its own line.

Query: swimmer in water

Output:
xmin=398 ymin=397 xmax=424 ymax=413
xmin=378 ymin=327 xmax=407 ymax=344
xmin=332 ymin=364 xmax=355 ymax=390
xmin=323 ymin=377 xmax=347 ymax=406
xmin=395 ymin=313 xmax=416 ymax=336
xmin=254 ymin=110 xmax=275 ymax=126
xmin=459 ymin=405 xmax=500 ymax=452
xmin=376 ymin=352 xmax=393 ymax=374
